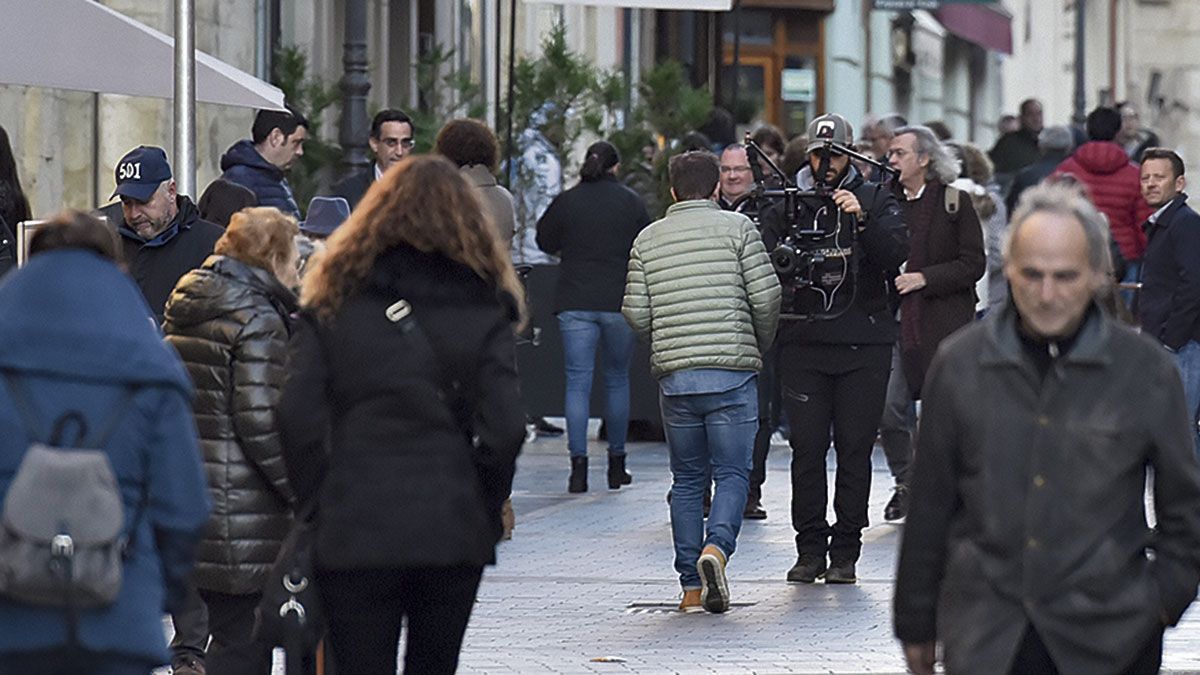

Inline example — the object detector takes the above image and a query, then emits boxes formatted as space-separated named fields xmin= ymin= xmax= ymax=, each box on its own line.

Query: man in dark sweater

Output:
xmin=99 ymin=146 xmax=222 ymax=324
xmin=219 ymin=108 xmax=307 ymax=218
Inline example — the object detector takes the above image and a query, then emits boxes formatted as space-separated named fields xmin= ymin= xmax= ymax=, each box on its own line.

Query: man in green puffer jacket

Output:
xmin=623 ymin=150 xmax=781 ymax=614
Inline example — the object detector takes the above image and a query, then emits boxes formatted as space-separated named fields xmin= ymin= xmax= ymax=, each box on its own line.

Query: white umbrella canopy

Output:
xmin=0 ymin=0 xmax=285 ymax=110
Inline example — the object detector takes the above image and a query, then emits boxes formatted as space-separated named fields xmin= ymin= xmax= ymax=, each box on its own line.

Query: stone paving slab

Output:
xmin=456 ymin=434 xmax=1200 ymax=674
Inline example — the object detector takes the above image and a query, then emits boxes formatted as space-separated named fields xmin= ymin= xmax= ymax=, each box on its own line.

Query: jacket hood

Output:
xmin=165 ymin=255 xmax=297 ymax=329
xmin=796 ymin=163 xmax=863 ymax=192
xmin=368 ymin=244 xmax=518 ymax=322
xmin=1069 ymin=141 xmax=1134 ymax=176
xmin=0 ymin=250 xmax=191 ymax=391
xmin=220 ymin=139 xmax=282 ymax=179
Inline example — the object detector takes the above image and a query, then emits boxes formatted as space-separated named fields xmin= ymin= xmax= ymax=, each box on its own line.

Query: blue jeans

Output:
xmin=557 ymin=311 xmax=636 ymax=457
xmin=660 ymin=376 xmax=757 ymax=589
xmin=1173 ymin=340 xmax=1200 ymax=456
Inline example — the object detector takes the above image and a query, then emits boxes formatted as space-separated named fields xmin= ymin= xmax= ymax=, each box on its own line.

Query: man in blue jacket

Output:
xmin=1138 ymin=147 xmax=1200 ymax=454
xmin=219 ymin=108 xmax=307 ymax=218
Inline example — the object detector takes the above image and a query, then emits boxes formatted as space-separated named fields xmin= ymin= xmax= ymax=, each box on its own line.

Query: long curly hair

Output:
xmin=302 ymin=155 xmax=525 ymax=325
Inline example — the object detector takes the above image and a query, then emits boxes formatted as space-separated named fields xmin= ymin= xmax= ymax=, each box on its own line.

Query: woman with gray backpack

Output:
xmin=0 ymin=211 xmax=210 ymax=674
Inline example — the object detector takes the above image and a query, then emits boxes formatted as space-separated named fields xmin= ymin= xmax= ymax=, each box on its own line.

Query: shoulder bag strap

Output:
xmin=385 ymin=298 xmax=473 ymax=436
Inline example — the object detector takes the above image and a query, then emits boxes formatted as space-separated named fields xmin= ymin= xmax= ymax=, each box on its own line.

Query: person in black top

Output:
xmin=279 ymin=156 xmax=525 ymax=674
xmin=760 ymin=114 xmax=909 ymax=585
xmin=537 ymin=141 xmax=651 ymax=493
xmin=97 ymin=146 xmax=223 ymax=324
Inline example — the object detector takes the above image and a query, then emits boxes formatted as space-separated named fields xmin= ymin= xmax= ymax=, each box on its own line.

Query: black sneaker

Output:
xmin=171 ymin=655 xmax=206 ymax=675
xmin=533 ymin=416 xmax=564 ymax=437
xmin=786 ymin=554 xmax=826 ymax=583
xmin=825 ymin=559 xmax=857 ymax=584
xmin=884 ymin=484 xmax=909 ymax=522
xmin=743 ymin=499 xmax=767 ymax=520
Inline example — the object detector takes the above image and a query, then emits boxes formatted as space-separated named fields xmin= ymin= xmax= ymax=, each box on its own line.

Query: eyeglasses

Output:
xmin=399 ymin=138 xmax=416 ymax=149
xmin=720 ymin=165 xmax=752 ymax=174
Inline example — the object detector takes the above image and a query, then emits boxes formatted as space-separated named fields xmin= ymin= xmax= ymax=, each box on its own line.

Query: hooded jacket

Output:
xmin=163 ymin=255 xmax=297 ymax=595
xmin=0 ymin=250 xmax=210 ymax=663
xmin=219 ymin=139 xmax=300 ymax=218
xmin=1053 ymin=141 xmax=1153 ymax=262
xmin=279 ymin=244 xmax=525 ymax=570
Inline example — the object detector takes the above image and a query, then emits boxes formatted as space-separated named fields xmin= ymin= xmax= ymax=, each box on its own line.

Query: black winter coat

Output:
xmin=761 ymin=165 xmax=909 ymax=346
xmin=279 ymin=244 xmax=526 ymax=570
xmin=163 ymin=255 xmax=298 ymax=595
xmin=101 ymin=197 xmax=224 ymax=324
xmin=535 ymin=175 xmax=651 ymax=313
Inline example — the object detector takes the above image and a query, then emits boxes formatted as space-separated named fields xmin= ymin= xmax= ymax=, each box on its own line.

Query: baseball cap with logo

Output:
xmin=111 ymin=146 xmax=173 ymax=202
xmin=805 ymin=114 xmax=853 ymax=155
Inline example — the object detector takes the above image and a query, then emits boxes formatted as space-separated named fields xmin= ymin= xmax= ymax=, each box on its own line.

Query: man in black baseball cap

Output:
xmin=99 ymin=145 xmax=222 ymax=324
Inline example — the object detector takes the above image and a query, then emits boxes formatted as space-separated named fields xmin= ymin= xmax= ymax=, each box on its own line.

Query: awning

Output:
xmin=524 ymin=0 xmax=733 ymax=9
xmin=934 ymin=3 xmax=1013 ymax=55
xmin=0 ymin=0 xmax=285 ymax=109
xmin=742 ymin=0 xmax=834 ymax=9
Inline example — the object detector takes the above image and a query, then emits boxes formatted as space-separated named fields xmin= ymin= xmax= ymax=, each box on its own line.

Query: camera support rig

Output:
xmin=735 ymin=132 xmax=897 ymax=321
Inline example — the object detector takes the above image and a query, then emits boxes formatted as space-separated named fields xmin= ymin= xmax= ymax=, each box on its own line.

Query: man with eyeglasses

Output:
xmin=331 ymin=109 xmax=416 ymax=209
xmin=718 ymin=144 xmax=756 ymax=214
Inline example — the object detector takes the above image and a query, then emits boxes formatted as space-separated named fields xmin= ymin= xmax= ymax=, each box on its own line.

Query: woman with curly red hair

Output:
xmin=279 ymin=155 xmax=526 ymax=673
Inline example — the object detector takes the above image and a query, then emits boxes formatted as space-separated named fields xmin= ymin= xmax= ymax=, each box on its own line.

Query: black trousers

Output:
xmin=779 ymin=342 xmax=892 ymax=562
xmin=317 ymin=565 xmax=484 ymax=675
xmin=749 ymin=345 xmax=783 ymax=503
xmin=1009 ymin=625 xmax=1163 ymax=675
xmin=170 ymin=583 xmax=273 ymax=674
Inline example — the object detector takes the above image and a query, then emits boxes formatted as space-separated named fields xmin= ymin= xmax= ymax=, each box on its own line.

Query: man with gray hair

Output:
xmin=894 ymin=181 xmax=1200 ymax=674
xmin=1006 ymin=125 xmax=1074 ymax=215
xmin=859 ymin=113 xmax=907 ymax=181
xmin=98 ymin=145 xmax=222 ymax=324
xmin=877 ymin=125 xmax=984 ymax=522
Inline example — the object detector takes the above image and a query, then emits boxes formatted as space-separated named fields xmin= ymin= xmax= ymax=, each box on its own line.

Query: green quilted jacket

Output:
xmin=622 ymin=199 xmax=781 ymax=379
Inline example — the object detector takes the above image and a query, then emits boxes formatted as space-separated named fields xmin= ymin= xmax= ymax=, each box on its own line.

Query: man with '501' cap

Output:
xmin=98 ymin=145 xmax=223 ymax=324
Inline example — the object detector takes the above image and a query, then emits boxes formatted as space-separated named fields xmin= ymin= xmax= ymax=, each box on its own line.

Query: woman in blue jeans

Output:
xmin=537 ymin=141 xmax=651 ymax=492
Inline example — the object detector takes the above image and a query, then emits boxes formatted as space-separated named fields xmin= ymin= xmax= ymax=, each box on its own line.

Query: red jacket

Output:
xmin=1053 ymin=142 xmax=1152 ymax=262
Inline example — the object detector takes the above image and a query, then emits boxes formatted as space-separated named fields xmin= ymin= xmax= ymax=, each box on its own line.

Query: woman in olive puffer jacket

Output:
xmin=162 ymin=206 xmax=300 ymax=674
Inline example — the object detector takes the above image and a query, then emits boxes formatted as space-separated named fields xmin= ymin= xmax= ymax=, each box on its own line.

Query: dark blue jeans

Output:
xmin=1173 ymin=340 xmax=1200 ymax=456
xmin=660 ymin=376 xmax=757 ymax=589
xmin=557 ymin=310 xmax=635 ymax=457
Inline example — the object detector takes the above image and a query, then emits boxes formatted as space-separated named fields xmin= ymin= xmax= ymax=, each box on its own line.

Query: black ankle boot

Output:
xmin=607 ymin=453 xmax=632 ymax=489
xmin=568 ymin=456 xmax=588 ymax=493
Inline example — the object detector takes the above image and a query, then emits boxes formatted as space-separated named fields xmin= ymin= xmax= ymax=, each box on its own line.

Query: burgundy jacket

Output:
xmin=1053 ymin=142 xmax=1153 ymax=263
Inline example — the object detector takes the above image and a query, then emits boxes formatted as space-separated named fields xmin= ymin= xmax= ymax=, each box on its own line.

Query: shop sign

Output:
xmin=781 ymin=69 xmax=816 ymax=103
xmin=873 ymin=0 xmax=997 ymax=9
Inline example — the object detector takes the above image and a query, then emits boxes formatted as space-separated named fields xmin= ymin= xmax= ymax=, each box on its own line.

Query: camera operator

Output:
xmin=759 ymin=114 xmax=908 ymax=584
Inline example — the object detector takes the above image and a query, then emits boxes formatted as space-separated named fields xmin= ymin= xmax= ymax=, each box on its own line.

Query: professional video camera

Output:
xmin=733 ymin=132 xmax=896 ymax=320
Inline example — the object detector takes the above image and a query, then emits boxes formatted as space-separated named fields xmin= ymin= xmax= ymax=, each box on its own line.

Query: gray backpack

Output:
xmin=0 ymin=373 xmax=141 ymax=615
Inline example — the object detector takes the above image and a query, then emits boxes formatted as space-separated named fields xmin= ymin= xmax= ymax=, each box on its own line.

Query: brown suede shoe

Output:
xmin=678 ymin=589 xmax=703 ymax=613
xmin=697 ymin=545 xmax=730 ymax=613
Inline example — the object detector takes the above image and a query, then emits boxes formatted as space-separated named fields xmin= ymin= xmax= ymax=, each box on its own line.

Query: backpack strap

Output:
xmin=944 ymin=186 xmax=960 ymax=216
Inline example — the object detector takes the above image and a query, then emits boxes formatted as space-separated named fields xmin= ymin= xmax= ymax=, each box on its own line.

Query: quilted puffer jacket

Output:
xmin=623 ymin=199 xmax=781 ymax=378
xmin=1053 ymin=141 xmax=1153 ymax=263
xmin=163 ymin=254 xmax=297 ymax=595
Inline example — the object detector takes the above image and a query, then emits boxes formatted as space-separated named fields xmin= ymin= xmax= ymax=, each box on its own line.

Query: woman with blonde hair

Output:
xmin=279 ymin=155 xmax=526 ymax=673
xmin=162 ymin=206 xmax=300 ymax=674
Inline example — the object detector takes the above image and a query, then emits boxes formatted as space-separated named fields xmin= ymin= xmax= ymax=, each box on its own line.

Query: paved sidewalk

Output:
xmin=456 ymin=433 xmax=1200 ymax=675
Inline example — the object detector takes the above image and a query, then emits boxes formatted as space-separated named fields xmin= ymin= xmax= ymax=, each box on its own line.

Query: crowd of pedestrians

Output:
xmin=0 ymin=93 xmax=1198 ymax=675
